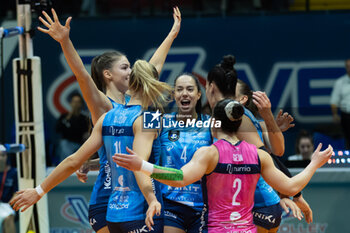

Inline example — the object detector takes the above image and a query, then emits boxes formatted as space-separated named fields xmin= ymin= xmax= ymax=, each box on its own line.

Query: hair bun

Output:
xmin=221 ymin=55 xmax=236 ymax=71
xmin=224 ymin=100 xmax=244 ymax=121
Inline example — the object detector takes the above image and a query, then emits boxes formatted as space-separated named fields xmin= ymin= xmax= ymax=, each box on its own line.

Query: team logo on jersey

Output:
xmin=115 ymin=175 xmax=130 ymax=191
xmin=168 ymin=130 xmax=180 ymax=142
xmin=232 ymin=153 xmax=243 ymax=162
xmin=114 ymin=110 xmax=128 ymax=124
xmin=143 ymin=110 xmax=162 ymax=129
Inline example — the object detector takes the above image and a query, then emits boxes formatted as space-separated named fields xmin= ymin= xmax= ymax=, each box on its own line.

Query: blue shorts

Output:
xmin=107 ymin=219 xmax=163 ymax=233
xmin=88 ymin=204 xmax=108 ymax=232
xmin=252 ymin=203 xmax=283 ymax=229
xmin=164 ymin=198 xmax=207 ymax=233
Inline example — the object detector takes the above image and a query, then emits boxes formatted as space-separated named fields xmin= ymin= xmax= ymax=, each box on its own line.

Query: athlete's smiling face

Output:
xmin=105 ymin=56 xmax=131 ymax=93
xmin=174 ymin=75 xmax=201 ymax=115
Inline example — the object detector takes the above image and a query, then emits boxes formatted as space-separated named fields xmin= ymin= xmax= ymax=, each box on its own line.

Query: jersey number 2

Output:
xmin=232 ymin=178 xmax=242 ymax=206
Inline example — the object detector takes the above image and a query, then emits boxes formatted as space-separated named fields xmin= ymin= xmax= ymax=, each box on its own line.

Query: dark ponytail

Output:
xmin=237 ymin=79 xmax=259 ymax=118
xmin=207 ymin=55 xmax=238 ymax=97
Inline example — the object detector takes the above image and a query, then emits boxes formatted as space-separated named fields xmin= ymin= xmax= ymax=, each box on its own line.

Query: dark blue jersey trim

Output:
xmin=102 ymin=126 xmax=133 ymax=137
xmin=213 ymin=163 xmax=261 ymax=174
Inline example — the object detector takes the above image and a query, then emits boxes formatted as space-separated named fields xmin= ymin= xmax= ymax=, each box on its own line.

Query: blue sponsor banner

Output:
xmin=2 ymin=12 xmax=350 ymax=154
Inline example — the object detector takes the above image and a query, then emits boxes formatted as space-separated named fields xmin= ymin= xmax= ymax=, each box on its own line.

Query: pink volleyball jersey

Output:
xmin=202 ymin=139 xmax=261 ymax=233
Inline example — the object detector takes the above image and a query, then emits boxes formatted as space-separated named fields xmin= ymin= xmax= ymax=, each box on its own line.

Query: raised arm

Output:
xmin=10 ymin=114 xmax=105 ymax=212
xmin=38 ymin=9 xmax=111 ymax=124
xmin=237 ymin=115 xmax=265 ymax=148
xmin=259 ymin=143 xmax=333 ymax=196
xmin=253 ymin=91 xmax=284 ymax=156
xmin=149 ymin=6 xmax=181 ymax=74
xmin=113 ymin=145 xmax=217 ymax=187
xmin=275 ymin=109 xmax=295 ymax=132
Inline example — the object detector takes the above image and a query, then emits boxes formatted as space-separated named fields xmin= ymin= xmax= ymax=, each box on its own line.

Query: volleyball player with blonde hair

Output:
xmin=37 ymin=7 xmax=181 ymax=233
xmin=11 ymin=60 xmax=173 ymax=233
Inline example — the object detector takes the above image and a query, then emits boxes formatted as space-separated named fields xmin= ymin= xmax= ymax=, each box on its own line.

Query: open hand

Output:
xmin=276 ymin=109 xmax=295 ymax=132
xmin=37 ymin=8 xmax=72 ymax=44
xmin=76 ymin=170 xmax=88 ymax=183
xmin=311 ymin=143 xmax=333 ymax=168
xmin=10 ymin=189 xmax=41 ymax=212
xmin=293 ymin=195 xmax=313 ymax=224
xmin=112 ymin=147 xmax=143 ymax=171
xmin=145 ymin=200 xmax=161 ymax=231
xmin=169 ymin=6 xmax=181 ymax=38
xmin=252 ymin=91 xmax=272 ymax=118
xmin=280 ymin=198 xmax=303 ymax=221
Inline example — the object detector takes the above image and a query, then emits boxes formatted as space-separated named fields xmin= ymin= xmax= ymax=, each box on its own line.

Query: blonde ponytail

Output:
xmin=129 ymin=60 xmax=172 ymax=110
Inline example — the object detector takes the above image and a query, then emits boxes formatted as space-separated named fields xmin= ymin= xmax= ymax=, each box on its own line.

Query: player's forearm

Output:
xmin=133 ymin=171 xmax=158 ymax=204
xmin=60 ymin=39 xmax=91 ymax=82
xmin=283 ymin=162 xmax=318 ymax=196
xmin=41 ymin=154 xmax=83 ymax=194
xmin=139 ymin=161 xmax=186 ymax=187
xmin=59 ymin=39 xmax=109 ymax=123
xmin=262 ymin=112 xmax=285 ymax=156
xmin=87 ymin=158 xmax=100 ymax=171
xmin=149 ymin=33 xmax=176 ymax=74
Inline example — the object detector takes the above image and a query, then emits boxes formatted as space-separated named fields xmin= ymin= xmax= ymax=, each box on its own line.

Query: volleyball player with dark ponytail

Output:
xmin=205 ymin=55 xmax=307 ymax=232
xmin=158 ymin=73 xmax=212 ymax=233
xmin=112 ymin=99 xmax=333 ymax=233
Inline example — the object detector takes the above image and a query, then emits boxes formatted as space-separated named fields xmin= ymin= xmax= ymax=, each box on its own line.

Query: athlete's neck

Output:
xmin=127 ymin=92 xmax=143 ymax=106
xmin=106 ymin=87 xmax=126 ymax=105
xmin=210 ymin=92 xmax=225 ymax=109
xmin=216 ymin=131 xmax=240 ymax=145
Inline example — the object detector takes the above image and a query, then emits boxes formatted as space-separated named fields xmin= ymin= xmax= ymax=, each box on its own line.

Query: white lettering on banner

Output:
xmin=49 ymin=47 xmax=345 ymax=124
xmin=235 ymin=61 xmax=345 ymax=123
xmin=279 ymin=223 xmax=328 ymax=233
xmin=161 ymin=117 xmax=221 ymax=129
xmin=50 ymin=228 xmax=94 ymax=233
xmin=143 ymin=48 xmax=345 ymax=123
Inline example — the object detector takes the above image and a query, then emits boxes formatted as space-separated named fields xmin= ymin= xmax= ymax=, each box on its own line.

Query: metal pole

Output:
xmin=0 ymin=37 xmax=4 ymax=143
xmin=306 ymin=0 xmax=310 ymax=11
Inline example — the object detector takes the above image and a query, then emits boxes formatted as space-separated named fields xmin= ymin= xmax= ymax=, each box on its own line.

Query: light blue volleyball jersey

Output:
xmin=89 ymin=95 xmax=130 ymax=206
xmin=244 ymin=108 xmax=263 ymax=142
xmin=158 ymin=113 xmax=212 ymax=211
xmin=102 ymin=104 xmax=163 ymax=222
xmin=243 ymin=107 xmax=280 ymax=208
